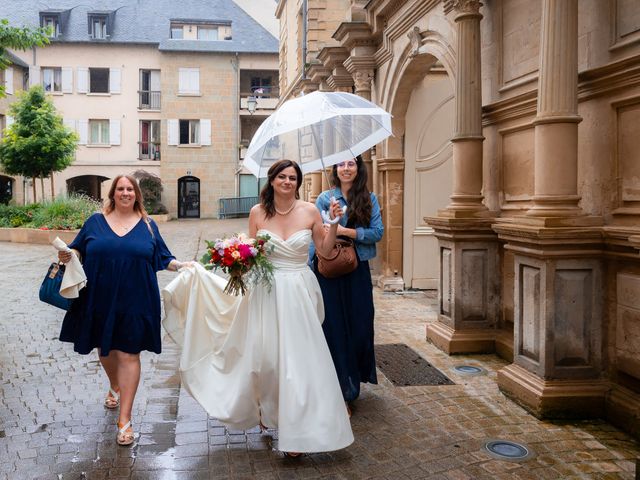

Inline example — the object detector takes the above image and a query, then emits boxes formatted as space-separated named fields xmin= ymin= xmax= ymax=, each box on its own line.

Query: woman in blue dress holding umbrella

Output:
xmin=310 ymin=155 xmax=384 ymax=414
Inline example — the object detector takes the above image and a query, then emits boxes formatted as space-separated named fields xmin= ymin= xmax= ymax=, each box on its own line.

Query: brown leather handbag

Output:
xmin=317 ymin=237 xmax=358 ymax=278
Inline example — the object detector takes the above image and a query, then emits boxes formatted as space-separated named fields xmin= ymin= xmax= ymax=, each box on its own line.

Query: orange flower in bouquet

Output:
xmin=200 ymin=233 xmax=274 ymax=296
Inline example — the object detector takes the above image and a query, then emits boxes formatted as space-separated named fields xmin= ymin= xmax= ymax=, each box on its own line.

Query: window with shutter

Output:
xmin=89 ymin=68 xmax=109 ymax=93
xmin=178 ymin=68 xmax=199 ymax=95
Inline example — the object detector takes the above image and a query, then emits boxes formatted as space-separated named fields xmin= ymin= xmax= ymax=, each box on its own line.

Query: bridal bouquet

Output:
xmin=200 ymin=233 xmax=275 ymax=296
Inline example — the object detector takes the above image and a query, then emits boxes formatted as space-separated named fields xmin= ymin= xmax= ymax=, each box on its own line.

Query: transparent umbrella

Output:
xmin=243 ymin=91 xmax=392 ymax=180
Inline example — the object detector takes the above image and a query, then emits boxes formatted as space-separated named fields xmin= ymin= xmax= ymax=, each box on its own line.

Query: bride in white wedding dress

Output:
xmin=162 ymin=160 xmax=354 ymax=455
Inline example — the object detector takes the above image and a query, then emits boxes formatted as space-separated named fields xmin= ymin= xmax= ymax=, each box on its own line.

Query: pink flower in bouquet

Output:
xmin=200 ymin=233 xmax=275 ymax=296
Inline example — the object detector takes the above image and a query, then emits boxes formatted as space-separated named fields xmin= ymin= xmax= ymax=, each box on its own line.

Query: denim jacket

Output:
xmin=309 ymin=188 xmax=384 ymax=263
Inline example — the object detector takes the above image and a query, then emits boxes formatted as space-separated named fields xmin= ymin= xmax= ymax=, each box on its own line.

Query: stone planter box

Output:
xmin=150 ymin=214 xmax=170 ymax=223
xmin=0 ymin=227 xmax=78 ymax=245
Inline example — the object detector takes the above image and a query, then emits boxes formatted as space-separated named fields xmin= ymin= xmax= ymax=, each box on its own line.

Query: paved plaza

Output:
xmin=0 ymin=218 xmax=639 ymax=479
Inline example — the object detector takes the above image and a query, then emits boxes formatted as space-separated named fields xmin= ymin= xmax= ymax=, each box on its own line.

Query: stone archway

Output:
xmin=0 ymin=175 xmax=14 ymax=204
xmin=375 ymin=26 xmax=457 ymax=288
xmin=67 ymin=175 xmax=110 ymax=201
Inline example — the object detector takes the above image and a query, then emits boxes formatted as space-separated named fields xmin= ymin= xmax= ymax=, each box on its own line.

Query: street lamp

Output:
xmin=246 ymin=95 xmax=257 ymax=114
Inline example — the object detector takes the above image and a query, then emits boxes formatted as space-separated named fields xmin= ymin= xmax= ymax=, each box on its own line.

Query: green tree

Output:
xmin=0 ymin=18 xmax=50 ymax=97
xmin=0 ymin=86 xmax=78 ymax=201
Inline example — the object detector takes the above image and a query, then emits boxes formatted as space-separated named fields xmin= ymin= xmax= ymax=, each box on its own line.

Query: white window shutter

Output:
xmin=178 ymin=69 xmax=187 ymax=94
xmin=5 ymin=116 xmax=14 ymax=129
xmin=150 ymin=70 xmax=161 ymax=91
xmin=29 ymin=66 xmax=40 ymax=87
xmin=5 ymin=67 xmax=13 ymax=95
xmin=109 ymin=119 xmax=121 ymax=145
xmin=191 ymin=68 xmax=200 ymax=94
xmin=77 ymin=67 xmax=88 ymax=94
xmin=78 ymin=119 xmax=88 ymax=145
xmin=167 ymin=119 xmax=178 ymax=145
xmin=200 ymin=119 xmax=211 ymax=145
xmin=109 ymin=68 xmax=121 ymax=94
xmin=63 ymin=118 xmax=76 ymax=132
xmin=61 ymin=67 xmax=73 ymax=93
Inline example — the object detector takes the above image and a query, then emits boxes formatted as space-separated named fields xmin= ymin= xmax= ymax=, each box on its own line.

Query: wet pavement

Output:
xmin=1 ymin=218 xmax=639 ymax=479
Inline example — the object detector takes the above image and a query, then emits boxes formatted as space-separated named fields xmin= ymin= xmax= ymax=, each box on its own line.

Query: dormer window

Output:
xmin=40 ymin=11 xmax=64 ymax=38
xmin=42 ymin=15 xmax=60 ymax=37
xmin=89 ymin=15 xmax=108 ymax=39
xmin=169 ymin=19 xmax=231 ymax=41
xmin=197 ymin=26 xmax=218 ymax=41
xmin=170 ymin=26 xmax=184 ymax=39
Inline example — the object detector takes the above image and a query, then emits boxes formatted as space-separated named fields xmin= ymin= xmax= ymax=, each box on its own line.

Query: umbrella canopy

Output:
xmin=243 ymin=91 xmax=392 ymax=178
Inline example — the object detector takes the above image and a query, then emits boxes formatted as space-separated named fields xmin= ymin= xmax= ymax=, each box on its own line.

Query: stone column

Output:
xmin=425 ymin=0 xmax=499 ymax=353
xmin=495 ymin=0 xmax=607 ymax=419
xmin=345 ymin=59 xmax=376 ymax=191
xmin=445 ymin=0 xmax=487 ymax=217
xmin=527 ymin=0 xmax=581 ymax=217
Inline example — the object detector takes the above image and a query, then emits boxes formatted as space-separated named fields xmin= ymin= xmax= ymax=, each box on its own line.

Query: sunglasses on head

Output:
xmin=337 ymin=160 xmax=357 ymax=168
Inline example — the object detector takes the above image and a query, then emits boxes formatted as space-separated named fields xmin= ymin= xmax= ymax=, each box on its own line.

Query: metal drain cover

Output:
xmin=483 ymin=440 xmax=533 ymax=461
xmin=454 ymin=365 xmax=485 ymax=375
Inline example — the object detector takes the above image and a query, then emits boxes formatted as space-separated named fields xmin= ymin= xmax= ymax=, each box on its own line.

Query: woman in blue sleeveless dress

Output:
xmin=58 ymin=175 xmax=190 ymax=446
xmin=310 ymin=155 xmax=384 ymax=414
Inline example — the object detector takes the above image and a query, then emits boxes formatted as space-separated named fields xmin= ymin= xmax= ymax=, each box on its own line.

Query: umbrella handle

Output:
xmin=321 ymin=201 xmax=347 ymax=225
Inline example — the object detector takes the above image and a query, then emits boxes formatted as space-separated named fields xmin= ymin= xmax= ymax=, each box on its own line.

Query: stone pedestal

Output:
xmin=425 ymin=217 xmax=500 ymax=353
xmin=494 ymin=222 xmax=606 ymax=417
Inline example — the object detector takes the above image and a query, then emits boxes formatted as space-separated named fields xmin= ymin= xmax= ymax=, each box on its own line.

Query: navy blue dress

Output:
xmin=59 ymin=213 xmax=175 ymax=356
xmin=313 ymin=254 xmax=377 ymax=402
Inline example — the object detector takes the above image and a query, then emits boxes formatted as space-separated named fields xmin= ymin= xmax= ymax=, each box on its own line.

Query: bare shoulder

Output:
xmin=298 ymin=200 xmax=317 ymax=213
xmin=250 ymin=204 xmax=265 ymax=217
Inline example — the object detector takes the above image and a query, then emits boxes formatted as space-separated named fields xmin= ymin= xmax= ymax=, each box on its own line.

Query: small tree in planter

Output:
xmin=132 ymin=170 xmax=168 ymax=215
xmin=0 ymin=86 xmax=78 ymax=201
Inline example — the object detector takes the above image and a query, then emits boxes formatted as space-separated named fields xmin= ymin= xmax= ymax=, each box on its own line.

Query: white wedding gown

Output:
xmin=162 ymin=229 xmax=354 ymax=453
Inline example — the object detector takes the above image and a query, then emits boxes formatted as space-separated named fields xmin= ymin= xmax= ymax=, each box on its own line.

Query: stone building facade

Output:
xmin=276 ymin=0 xmax=640 ymax=438
xmin=0 ymin=0 xmax=279 ymax=219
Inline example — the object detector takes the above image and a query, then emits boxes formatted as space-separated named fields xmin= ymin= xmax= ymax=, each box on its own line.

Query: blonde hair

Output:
xmin=103 ymin=174 xmax=154 ymax=237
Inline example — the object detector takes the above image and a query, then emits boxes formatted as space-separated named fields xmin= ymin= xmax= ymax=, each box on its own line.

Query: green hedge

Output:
xmin=0 ymin=195 xmax=101 ymax=230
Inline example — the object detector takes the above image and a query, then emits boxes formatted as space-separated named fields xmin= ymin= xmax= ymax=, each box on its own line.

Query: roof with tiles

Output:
xmin=0 ymin=0 xmax=278 ymax=54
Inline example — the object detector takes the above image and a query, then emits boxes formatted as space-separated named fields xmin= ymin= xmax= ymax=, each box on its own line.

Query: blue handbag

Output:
xmin=39 ymin=262 xmax=73 ymax=311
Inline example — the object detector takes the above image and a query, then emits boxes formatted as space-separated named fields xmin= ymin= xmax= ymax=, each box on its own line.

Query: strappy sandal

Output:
xmin=104 ymin=387 xmax=120 ymax=409
xmin=116 ymin=420 xmax=134 ymax=446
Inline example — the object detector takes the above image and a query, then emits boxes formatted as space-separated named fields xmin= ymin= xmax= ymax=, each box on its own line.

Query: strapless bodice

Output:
xmin=257 ymin=229 xmax=312 ymax=271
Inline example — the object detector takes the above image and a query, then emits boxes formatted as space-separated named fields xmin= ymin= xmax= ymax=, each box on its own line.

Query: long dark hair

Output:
xmin=260 ymin=160 xmax=303 ymax=219
xmin=331 ymin=155 xmax=372 ymax=227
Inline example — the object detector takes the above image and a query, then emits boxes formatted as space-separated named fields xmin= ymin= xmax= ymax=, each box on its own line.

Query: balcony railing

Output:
xmin=240 ymin=85 xmax=280 ymax=98
xmin=218 ymin=196 xmax=259 ymax=219
xmin=139 ymin=141 xmax=161 ymax=160
xmin=139 ymin=90 xmax=161 ymax=110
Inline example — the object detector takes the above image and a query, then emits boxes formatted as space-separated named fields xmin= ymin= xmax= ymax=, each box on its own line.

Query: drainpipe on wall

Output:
xmin=232 ymin=52 xmax=240 ymax=196
xmin=302 ymin=0 xmax=308 ymax=80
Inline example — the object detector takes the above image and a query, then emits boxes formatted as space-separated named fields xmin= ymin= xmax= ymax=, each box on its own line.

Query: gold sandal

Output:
xmin=104 ymin=387 xmax=120 ymax=409
xmin=116 ymin=420 xmax=134 ymax=446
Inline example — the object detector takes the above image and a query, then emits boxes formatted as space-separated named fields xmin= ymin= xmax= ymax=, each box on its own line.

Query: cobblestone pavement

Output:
xmin=1 ymin=218 xmax=639 ymax=480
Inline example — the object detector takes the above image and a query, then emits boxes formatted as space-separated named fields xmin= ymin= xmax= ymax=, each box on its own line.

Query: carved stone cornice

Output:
xmin=326 ymin=69 xmax=354 ymax=91
xmin=317 ymin=46 xmax=349 ymax=70
xmin=333 ymin=21 xmax=377 ymax=51
xmin=482 ymin=90 xmax=538 ymax=126
xmin=307 ymin=62 xmax=331 ymax=86
xmin=443 ymin=0 xmax=483 ymax=16
xmin=376 ymin=157 xmax=404 ymax=171
xmin=344 ymin=52 xmax=376 ymax=71
xmin=578 ymin=53 xmax=640 ymax=102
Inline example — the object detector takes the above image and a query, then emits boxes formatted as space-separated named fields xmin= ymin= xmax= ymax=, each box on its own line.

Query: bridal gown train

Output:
xmin=162 ymin=229 xmax=354 ymax=453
